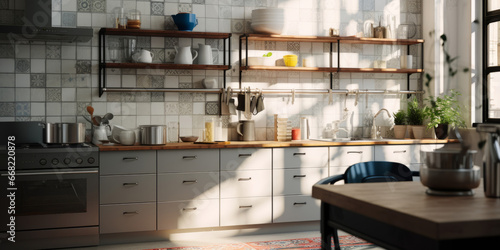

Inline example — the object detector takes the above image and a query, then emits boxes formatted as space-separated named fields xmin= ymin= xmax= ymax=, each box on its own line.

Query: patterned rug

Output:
xmin=146 ymin=235 xmax=374 ymax=249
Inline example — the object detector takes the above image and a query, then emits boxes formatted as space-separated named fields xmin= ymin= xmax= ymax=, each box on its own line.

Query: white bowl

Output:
xmin=251 ymin=23 xmax=284 ymax=34
xmin=245 ymin=57 xmax=275 ymax=66
xmin=110 ymin=125 xmax=128 ymax=143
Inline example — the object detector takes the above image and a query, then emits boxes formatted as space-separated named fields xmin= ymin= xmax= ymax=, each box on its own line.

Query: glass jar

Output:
xmin=127 ymin=9 xmax=141 ymax=29
xmin=204 ymin=117 xmax=214 ymax=142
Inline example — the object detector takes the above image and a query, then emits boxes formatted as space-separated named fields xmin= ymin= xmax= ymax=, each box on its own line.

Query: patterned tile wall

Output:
xmin=0 ymin=0 xmax=422 ymax=140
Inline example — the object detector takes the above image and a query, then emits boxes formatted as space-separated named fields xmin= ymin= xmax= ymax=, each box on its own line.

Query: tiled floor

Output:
xmin=69 ymin=226 xmax=384 ymax=250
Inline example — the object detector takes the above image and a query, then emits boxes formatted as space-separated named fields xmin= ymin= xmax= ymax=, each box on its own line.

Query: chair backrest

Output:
xmin=343 ymin=161 xmax=413 ymax=184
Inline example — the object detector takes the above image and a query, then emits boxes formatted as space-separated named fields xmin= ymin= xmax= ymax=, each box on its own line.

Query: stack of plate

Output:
xmin=251 ymin=8 xmax=284 ymax=34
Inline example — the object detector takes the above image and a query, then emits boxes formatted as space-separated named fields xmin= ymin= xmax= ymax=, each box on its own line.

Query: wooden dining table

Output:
xmin=312 ymin=181 xmax=500 ymax=250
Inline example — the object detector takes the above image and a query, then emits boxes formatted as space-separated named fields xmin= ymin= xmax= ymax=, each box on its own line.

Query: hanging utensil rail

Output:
xmin=102 ymin=88 xmax=424 ymax=95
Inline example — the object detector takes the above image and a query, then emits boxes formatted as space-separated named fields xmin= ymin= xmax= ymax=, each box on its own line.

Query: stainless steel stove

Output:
xmin=0 ymin=122 xmax=99 ymax=250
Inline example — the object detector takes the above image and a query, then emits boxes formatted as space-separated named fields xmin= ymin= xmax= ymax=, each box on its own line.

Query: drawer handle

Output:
xmin=182 ymin=156 xmax=197 ymax=159
xmin=182 ymin=180 xmax=198 ymax=184
xmin=293 ymin=175 xmax=306 ymax=178
xmin=238 ymin=154 xmax=252 ymax=157
xmin=393 ymin=150 xmax=407 ymax=153
xmin=347 ymin=151 xmax=362 ymax=154
xmin=122 ymin=182 xmax=138 ymax=186
xmin=123 ymin=157 xmax=138 ymax=161
xmin=293 ymin=202 xmax=307 ymax=206
xmin=182 ymin=207 xmax=197 ymax=211
xmin=293 ymin=152 xmax=306 ymax=156
xmin=238 ymin=177 xmax=252 ymax=181
xmin=123 ymin=211 xmax=138 ymax=215
xmin=239 ymin=205 xmax=253 ymax=209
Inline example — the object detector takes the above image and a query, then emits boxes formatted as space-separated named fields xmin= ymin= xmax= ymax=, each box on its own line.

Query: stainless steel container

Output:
xmin=422 ymin=148 xmax=477 ymax=169
xmin=45 ymin=123 xmax=86 ymax=144
xmin=140 ymin=125 xmax=166 ymax=145
xmin=477 ymin=124 xmax=500 ymax=198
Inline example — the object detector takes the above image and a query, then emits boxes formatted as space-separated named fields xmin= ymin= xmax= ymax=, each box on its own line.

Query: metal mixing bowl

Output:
xmin=422 ymin=148 xmax=477 ymax=169
xmin=420 ymin=165 xmax=481 ymax=191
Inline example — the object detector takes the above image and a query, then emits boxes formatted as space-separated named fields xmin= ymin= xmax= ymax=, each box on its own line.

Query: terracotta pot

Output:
xmin=412 ymin=125 xmax=425 ymax=139
xmin=407 ymin=125 xmax=415 ymax=139
xmin=393 ymin=125 xmax=407 ymax=139
xmin=434 ymin=124 xmax=449 ymax=139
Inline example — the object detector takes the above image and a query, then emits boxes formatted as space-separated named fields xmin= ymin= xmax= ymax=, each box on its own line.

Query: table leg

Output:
xmin=321 ymin=202 xmax=332 ymax=249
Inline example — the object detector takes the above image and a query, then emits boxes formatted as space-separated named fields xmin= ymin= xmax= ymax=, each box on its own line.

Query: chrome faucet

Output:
xmin=371 ymin=108 xmax=391 ymax=139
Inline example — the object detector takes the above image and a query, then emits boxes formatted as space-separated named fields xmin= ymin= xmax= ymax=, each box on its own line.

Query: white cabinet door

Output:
xmin=273 ymin=168 xmax=328 ymax=195
xmin=273 ymin=147 xmax=328 ymax=169
xmin=220 ymin=197 xmax=272 ymax=226
xmin=330 ymin=146 xmax=374 ymax=167
xmin=157 ymin=149 xmax=219 ymax=173
xmin=374 ymin=145 xmax=420 ymax=166
xmin=157 ymin=199 xmax=219 ymax=230
xmin=100 ymin=203 xmax=156 ymax=234
xmin=100 ymin=151 xmax=156 ymax=175
xmin=220 ymin=148 xmax=272 ymax=171
xmin=273 ymin=195 xmax=320 ymax=223
xmin=220 ymin=170 xmax=272 ymax=198
xmin=157 ymin=172 xmax=219 ymax=201
xmin=100 ymin=174 xmax=156 ymax=204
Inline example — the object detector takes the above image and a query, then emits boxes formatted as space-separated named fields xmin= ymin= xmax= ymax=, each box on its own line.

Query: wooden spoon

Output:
xmin=87 ymin=106 xmax=94 ymax=118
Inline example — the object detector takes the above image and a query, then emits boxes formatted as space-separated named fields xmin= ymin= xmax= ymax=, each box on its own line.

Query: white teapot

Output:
xmin=132 ymin=49 xmax=154 ymax=63
xmin=174 ymin=46 xmax=198 ymax=64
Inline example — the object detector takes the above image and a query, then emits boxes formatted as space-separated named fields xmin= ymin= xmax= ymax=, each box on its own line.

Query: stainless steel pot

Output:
xmin=422 ymin=148 xmax=477 ymax=169
xmin=45 ymin=123 xmax=86 ymax=144
xmin=140 ymin=125 xmax=166 ymax=145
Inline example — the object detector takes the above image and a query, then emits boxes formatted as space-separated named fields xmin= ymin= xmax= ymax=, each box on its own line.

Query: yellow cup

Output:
xmin=283 ymin=55 xmax=298 ymax=67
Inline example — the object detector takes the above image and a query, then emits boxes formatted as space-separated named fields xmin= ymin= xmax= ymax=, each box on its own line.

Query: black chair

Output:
xmin=315 ymin=161 xmax=419 ymax=250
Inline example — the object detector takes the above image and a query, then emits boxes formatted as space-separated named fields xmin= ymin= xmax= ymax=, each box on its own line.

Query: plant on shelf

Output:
xmin=424 ymin=89 xmax=466 ymax=139
xmin=262 ymin=52 xmax=272 ymax=57
xmin=393 ymin=110 xmax=407 ymax=139
xmin=423 ymin=33 xmax=469 ymax=139
xmin=407 ymin=96 xmax=427 ymax=139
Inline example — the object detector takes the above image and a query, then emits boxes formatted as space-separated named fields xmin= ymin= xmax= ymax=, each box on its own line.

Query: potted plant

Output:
xmin=393 ymin=109 xmax=407 ymax=139
xmin=424 ymin=90 xmax=466 ymax=139
xmin=407 ymin=96 xmax=427 ymax=139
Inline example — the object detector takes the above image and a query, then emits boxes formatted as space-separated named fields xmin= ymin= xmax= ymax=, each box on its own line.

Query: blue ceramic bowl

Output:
xmin=172 ymin=13 xmax=198 ymax=31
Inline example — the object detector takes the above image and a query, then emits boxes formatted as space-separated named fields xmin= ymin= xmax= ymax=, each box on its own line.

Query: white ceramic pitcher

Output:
xmin=132 ymin=49 xmax=154 ymax=63
xmin=174 ymin=46 xmax=198 ymax=64
xmin=198 ymin=44 xmax=219 ymax=65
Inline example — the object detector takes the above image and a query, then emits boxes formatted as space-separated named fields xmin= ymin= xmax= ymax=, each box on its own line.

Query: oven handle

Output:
xmin=1 ymin=169 xmax=98 ymax=176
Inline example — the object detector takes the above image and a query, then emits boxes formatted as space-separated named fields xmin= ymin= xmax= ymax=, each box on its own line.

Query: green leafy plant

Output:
xmin=423 ymin=33 xmax=468 ymax=129
xmin=262 ymin=52 xmax=272 ymax=57
xmin=393 ymin=110 xmax=407 ymax=125
xmin=424 ymin=90 xmax=466 ymax=129
xmin=407 ymin=97 xmax=426 ymax=126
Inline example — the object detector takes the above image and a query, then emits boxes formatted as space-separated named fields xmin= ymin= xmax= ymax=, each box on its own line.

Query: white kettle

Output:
xmin=174 ymin=46 xmax=198 ymax=64
xmin=198 ymin=43 xmax=219 ymax=65
xmin=132 ymin=49 xmax=154 ymax=63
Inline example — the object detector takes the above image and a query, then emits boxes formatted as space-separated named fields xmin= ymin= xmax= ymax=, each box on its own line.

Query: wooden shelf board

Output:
xmin=103 ymin=63 xmax=230 ymax=70
xmin=100 ymin=28 xmax=231 ymax=39
xmin=339 ymin=68 xmax=423 ymax=73
xmin=241 ymin=34 xmax=423 ymax=45
xmin=241 ymin=65 xmax=336 ymax=72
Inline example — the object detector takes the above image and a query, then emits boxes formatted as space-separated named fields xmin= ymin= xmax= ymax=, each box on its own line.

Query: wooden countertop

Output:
xmin=312 ymin=181 xmax=500 ymax=240
xmin=98 ymin=139 xmax=457 ymax=151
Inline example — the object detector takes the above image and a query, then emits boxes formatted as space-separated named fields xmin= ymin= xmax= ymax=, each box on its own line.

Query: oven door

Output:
xmin=1 ymin=168 xmax=98 ymax=231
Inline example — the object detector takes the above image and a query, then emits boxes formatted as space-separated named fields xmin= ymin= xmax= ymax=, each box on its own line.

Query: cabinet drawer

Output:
xmin=158 ymin=172 xmax=219 ymax=201
xmin=273 ymin=195 xmax=320 ymax=223
xmin=220 ymin=148 xmax=271 ymax=170
xmin=330 ymin=146 xmax=373 ymax=167
xmin=100 ymin=203 xmax=156 ymax=234
xmin=100 ymin=174 xmax=156 ymax=204
xmin=157 ymin=199 xmax=219 ymax=230
xmin=100 ymin=151 xmax=156 ymax=175
xmin=220 ymin=197 xmax=272 ymax=226
xmin=374 ymin=145 xmax=420 ymax=166
xmin=273 ymin=147 xmax=328 ymax=169
xmin=157 ymin=149 xmax=219 ymax=173
xmin=273 ymin=168 xmax=328 ymax=196
xmin=220 ymin=170 xmax=271 ymax=198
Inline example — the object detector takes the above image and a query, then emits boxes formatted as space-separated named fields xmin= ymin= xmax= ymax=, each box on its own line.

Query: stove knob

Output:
xmin=39 ymin=159 xmax=47 ymax=165
xmin=87 ymin=157 xmax=95 ymax=164
xmin=64 ymin=158 xmax=71 ymax=165
xmin=52 ymin=158 xmax=59 ymax=165
xmin=76 ymin=158 xmax=83 ymax=164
